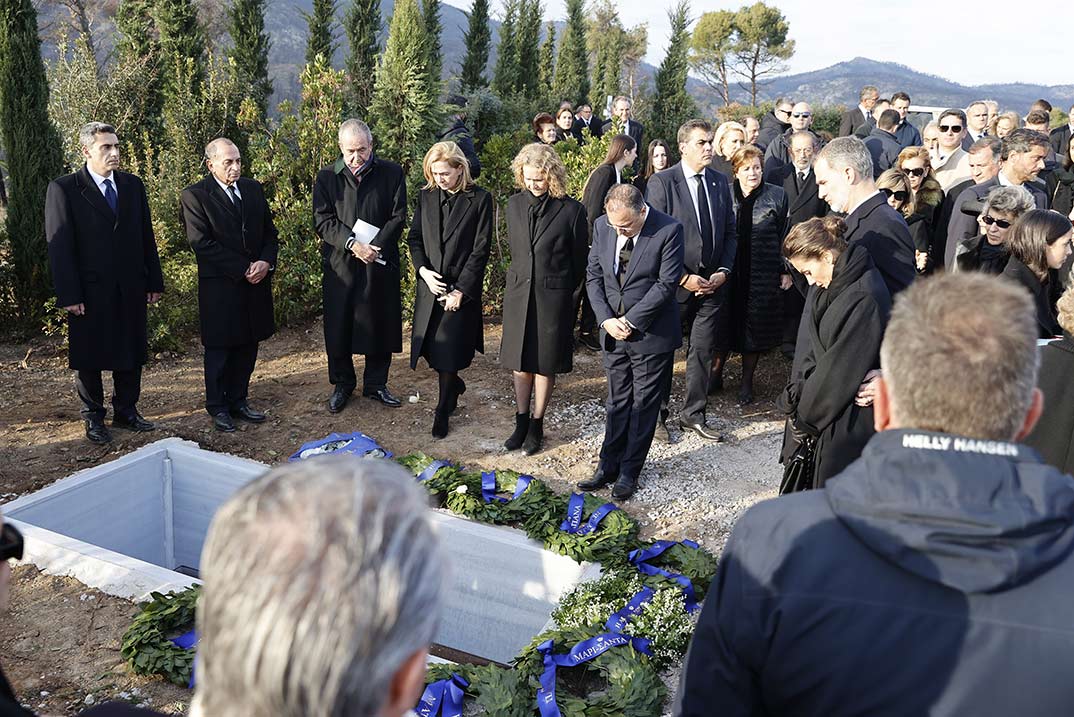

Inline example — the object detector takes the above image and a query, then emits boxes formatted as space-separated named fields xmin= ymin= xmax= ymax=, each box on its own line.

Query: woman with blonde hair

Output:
xmin=408 ymin=142 xmax=493 ymax=438
xmin=710 ymin=121 xmax=746 ymax=176
xmin=876 ymin=168 xmax=930 ymax=274
xmin=499 ymin=144 xmax=588 ymax=454
xmin=1002 ymin=209 xmax=1074 ymax=338
xmin=990 ymin=111 xmax=1021 ymax=139
xmin=778 ymin=215 xmax=891 ymax=489
xmin=895 ymin=147 xmax=944 ymax=272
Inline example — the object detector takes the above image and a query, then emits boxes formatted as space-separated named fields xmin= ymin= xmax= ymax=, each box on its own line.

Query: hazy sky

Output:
xmin=443 ymin=0 xmax=1069 ymax=88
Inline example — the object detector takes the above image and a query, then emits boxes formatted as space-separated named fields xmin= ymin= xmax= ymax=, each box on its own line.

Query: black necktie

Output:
xmin=617 ymin=236 xmax=634 ymax=285
xmin=103 ymin=178 xmax=117 ymax=215
xmin=228 ymin=185 xmax=243 ymax=216
xmin=798 ymin=171 xmax=807 ymax=190
xmin=695 ymin=174 xmax=714 ymax=268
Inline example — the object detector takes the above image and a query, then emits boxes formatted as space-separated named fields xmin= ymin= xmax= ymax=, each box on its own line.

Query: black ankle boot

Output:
xmin=504 ymin=412 xmax=530 ymax=450
xmin=432 ymin=409 xmax=449 ymax=439
xmin=446 ymin=377 xmax=466 ymax=415
xmin=522 ymin=416 xmax=544 ymax=455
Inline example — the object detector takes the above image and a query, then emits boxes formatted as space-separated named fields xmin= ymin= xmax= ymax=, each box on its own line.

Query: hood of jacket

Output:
xmin=826 ymin=429 xmax=1074 ymax=593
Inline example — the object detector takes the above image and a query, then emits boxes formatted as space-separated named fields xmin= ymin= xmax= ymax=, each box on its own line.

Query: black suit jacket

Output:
xmin=572 ymin=116 xmax=603 ymax=143
xmin=838 ymin=106 xmax=869 ymax=137
xmin=602 ymin=119 xmax=644 ymax=172
xmin=1049 ymin=125 xmax=1071 ymax=160
xmin=586 ymin=208 xmax=685 ymax=354
xmin=844 ymin=192 xmax=916 ymax=297
xmin=45 ymin=167 xmax=164 ymax=371
xmin=180 ymin=176 xmax=278 ymax=347
xmin=765 ymin=164 xmax=827 ymax=227
xmin=644 ymin=162 xmax=737 ymax=300
xmin=945 ymin=175 xmax=1049 ymax=267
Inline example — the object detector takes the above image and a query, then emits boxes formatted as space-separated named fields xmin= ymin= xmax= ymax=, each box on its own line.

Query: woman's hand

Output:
xmin=441 ymin=289 xmax=463 ymax=312
xmin=780 ymin=274 xmax=793 ymax=291
xmin=419 ymin=266 xmax=447 ymax=296
xmin=855 ymin=369 xmax=882 ymax=407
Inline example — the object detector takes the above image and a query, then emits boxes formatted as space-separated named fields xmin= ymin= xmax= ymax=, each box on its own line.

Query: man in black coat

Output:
xmin=572 ymin=102 xmax=604 ymax=144
xmin=838 ymin=85 xmax=878 ymax=137
xmin=579 ymin=185 xmax=684 ymax=500
xmin=645 ymin=119 xmax=736 ymax=442
xmin=602 ymin=96 xmax=644 ymax=172
xmin=313 ymin=119 xmax=407 ymax=413
xmin=763 ymin=102 xmax=819 ymax=176
xmin=676 ymin=274 xmax=1074 ymax=717
xmin=863 ymin=109 xmax=903 ymax=179
xmin=180 ymin=138 xmax=278 ymax=433
xmin=853 ymin=97 xmax=888 ymax=139
xmin=756 ymin=99 xmax=792 ymax=152
xmin=932 ymin=137 xmax=1001 ymax=269
xmin=1050 ymin=105 xmax=1073 ymax=161
xmin=46 ymin=122 xmax=164 ymax=445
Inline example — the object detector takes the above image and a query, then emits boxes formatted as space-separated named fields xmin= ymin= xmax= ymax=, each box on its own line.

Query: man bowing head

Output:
xmin=180 ymin=138 xmax=278 ymax=433
xmin=579 ymin=185 xmax=684 ymax=500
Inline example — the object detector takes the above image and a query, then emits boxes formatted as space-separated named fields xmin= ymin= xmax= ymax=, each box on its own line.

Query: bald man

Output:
xmin=180 ymin=137 xmax=279 ymax=433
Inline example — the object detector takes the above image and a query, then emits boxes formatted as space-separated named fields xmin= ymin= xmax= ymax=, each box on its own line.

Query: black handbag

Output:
xmin=779 ymin=435 xmax=817 ymax=495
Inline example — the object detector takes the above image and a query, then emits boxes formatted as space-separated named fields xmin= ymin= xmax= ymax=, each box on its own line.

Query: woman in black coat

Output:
xmin=408 ymin=141 xmax=493 ymax=439
xmin=712 ymin=145 xmax=788 ymax=404
xmin=1025 ymin=285 xmax=1074 ymax=473
xmin=1002 ymin=209 xmax=1073 ymax=339
xmin=779 ymin=216 xmax=892 ymax=488
xmin=953 ymin=185 xmax=1034 ymax=274
xmin=500 ymin=143 xmax=589 ymax=455
xmin=894 ymin=148 xmax=944 ymax=274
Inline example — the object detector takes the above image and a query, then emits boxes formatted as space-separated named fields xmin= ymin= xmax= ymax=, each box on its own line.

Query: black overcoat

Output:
xmin=313 ymin=156 xmax=407 ymax=356
xmin=581 ymin=164 xmax=621 ymax=231
xmin=408 ymin=186 xmax=493 ymax=371
xmin=793 ymin=244 xmax=891 ymax=486
xmin=499 ymin=192 xmax=589 ymax=375
xmin=180 ymin=176 xmax=278 ymax=347
xmin=45 ymin=167 xmax=164 ymax=371
xmin=1025 ymin=332 xmax=1074 ymax=474
xmin=1003 ymin=257 xmax=1062 ymax=339
xmin=765 ymin=164 xmax=827 ymax=227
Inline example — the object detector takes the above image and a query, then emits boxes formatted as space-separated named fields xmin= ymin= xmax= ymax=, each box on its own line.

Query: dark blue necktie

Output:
xmin=103 ymin=178 xmax=117 ymax=215
xmin=694 ymin=174 xmax=714 ymax=268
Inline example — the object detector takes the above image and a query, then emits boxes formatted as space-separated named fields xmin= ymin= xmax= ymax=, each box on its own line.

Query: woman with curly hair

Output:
xmin=499 ymin=144 xmax=589 ymax=454
xmin=896 ymin=147 xmax=945 ymax=272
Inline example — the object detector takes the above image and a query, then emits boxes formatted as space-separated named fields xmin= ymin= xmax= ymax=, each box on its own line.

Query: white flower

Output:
xmin=455 ymin=485 xmax=468 ymax=494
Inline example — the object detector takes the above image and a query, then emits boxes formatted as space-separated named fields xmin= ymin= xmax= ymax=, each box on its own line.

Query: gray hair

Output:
xmin=612 ymin=95 xmax=632 ymax=108
xmin=79 ymin=121 xmax=116 ymax=149
xmin=969 ymin=136 xmax=1002 ymax=161
xmin=860 ymin=85 xmax=879 ymax=101
xmin=966 ymin=100 xmax=987 ymax=114
xmin=338 ymin=118 xmax=372 ymax=143
xmin=880 ymin=273 xmax=1039 ymax=440
xmin=204 ymin=137 xmax=238 ymax=160
xmin=983 ymin=185 xmax=1034 ymax=218
xmin=604 ymin=183 xmax=646 ymax=213
xmin=817 ymin=136 xmax=873 ymax=181
xmin=1001 ymin=128 xmax=1049 ymax=161
xmin=192 ymin=456 xmax=445 ymax=717
xmin=789 ymin=130 xmax=818 ymax=148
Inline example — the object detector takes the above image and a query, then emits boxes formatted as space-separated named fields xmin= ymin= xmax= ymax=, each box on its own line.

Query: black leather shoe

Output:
xmin=112 ymin=412 xmax=155 ymax=432
xmin=737 ymin=388 xmax=755 ymax=406
xmin=85 ymin=419 xmax=112 ymax=444
xmin=230 ymin=404 xmax=267 ymax=422
xmin=611 ymin=475 xmax=639 ymax=501
xmin=678 ymin=417 xmax=725 ymax=442
xmin=653 ymin=418 xmax=671 ymax=444
xmin=577 ymin=332 xmax=601 ymax=351
xmin=577 ymin=469 xmax=617 ymax=491
xmin=212 ymin=412 xmax=237 ymax=433
xmin=432 ymin=410 xmax=449 ymax=439
xmin=363 ymin=387 xmax=402 ymax=408
xmin=328 ymin=387 xmax=352 ymax=414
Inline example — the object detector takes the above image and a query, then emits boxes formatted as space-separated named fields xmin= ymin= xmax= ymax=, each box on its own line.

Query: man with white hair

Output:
xmin=313 ymin=119 xmax=407 ymax=414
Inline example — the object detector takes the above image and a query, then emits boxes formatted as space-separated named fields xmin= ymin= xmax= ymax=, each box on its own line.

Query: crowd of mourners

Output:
xmin=3 ymin=85 xmax=1074 ymax=716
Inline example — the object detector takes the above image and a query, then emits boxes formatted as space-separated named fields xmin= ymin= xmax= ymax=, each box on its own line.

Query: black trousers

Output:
xmin=327 ymin=352 xmax=391 ymax=393
xmin=661 ymin=287 xmax=726 ymax=423
xmin=600 ymin=345 xmax=673 ymax=480
xmin=75 ymin=367 xmax=142 ymax=421
xmin=573 ymin=280 xmax=597 ymax=335
xmin=204 ymin=342 xmax=259 ymax=415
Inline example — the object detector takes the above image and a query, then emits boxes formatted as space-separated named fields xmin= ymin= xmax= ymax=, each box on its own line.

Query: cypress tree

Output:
xmin=459 ymin=0 xmax=491 ymax=91
xmin=422 ymin=0 xmax=442 ymax=88
xmin=115 ymin=0 xmax=163 ymax=133
xmin=490 ymin=0 xmax=519 ymax=98
xmin=514 ymin=0 xmax=542 ymax=100
xmin=343 ymin=0 xmax=380 ymax=115
xmin=156 ymin=0 xmax=207 ymax=99
xmin=537 ymin=22 xmax=556 ymax=106
xmin=304 ymin=0 xmax=337 ymax=66
xmin=370 ymin=0 xmax=439 ymax=174
xmin=552 ymin=0 xmax=588 ymax=106
xmin=228 ymin=0 xmax=273 ymax=118
xmin=0 ymin=0 xmax=65 ymax=331
xmin=651 ymin=0 xmax=696 ymax=154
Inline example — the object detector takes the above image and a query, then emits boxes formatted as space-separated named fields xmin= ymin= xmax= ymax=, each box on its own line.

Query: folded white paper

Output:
xmin=351 ymin=217 xmax=386 ymax=265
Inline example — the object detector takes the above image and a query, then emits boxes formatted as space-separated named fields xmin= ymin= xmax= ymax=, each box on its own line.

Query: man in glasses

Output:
xmin=932 ymin=109 xmax=972 ymax=191
xmin=764 ymin=102 xmax=820 ymax=175
xmin=839 ymin=85 xmax=879 ymax=137
xmin=757 ymin=98 xmax=793 ymax=152
xmin=933 ymin=137 xmax=1002 ymax=269
xmin=864 ymin=109 xmax=903 ymax=178
xmin=0 ymin=514 xmax=31 ymax=716
xmin=890 ymin=91 xmax=922 ymax=148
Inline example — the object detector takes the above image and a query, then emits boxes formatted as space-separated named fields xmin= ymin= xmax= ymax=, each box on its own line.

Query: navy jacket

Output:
xmin=676 ymin=429 xmax=1074 ymax=717
xmin=863 ymin=128 xmax=902 ymax=178
xmin=893 ymin=120 xmax=922 ymax=148
xmin=586 ymin=208 xmax=684 ymax=354
xmin=844 ymin=192 xmax=916 ymax=296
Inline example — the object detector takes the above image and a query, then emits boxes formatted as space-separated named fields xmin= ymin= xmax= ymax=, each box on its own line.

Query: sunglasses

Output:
xmin=902 ymin=167 xmax=925 ymax=178
xmin=1 ymin=522 xmax=23 ymax=562
xmin=792 ymin=112 xmax=812 ymax=118
xmin=981 ymin=214 xmax=1012 ymax=229
xmin=880 ymin=188 xmax=910 ymax=202
xmin=939 ymin=124 xmax=963 ymax=133
xmin=777 ymin=108 xmax=793 ymax=116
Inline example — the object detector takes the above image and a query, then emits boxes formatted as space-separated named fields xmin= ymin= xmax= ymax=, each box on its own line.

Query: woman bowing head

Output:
xmin=407 ymin=141 xmax=493 ymax=439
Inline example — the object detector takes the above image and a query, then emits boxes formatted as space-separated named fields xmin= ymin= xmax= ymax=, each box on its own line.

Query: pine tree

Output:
xmin=651 ymin=0 xmax=696 ymax=156
xmin=155 ymin=0 xmax=207 ymax=98
xmin=304 ymin=0 xmax=337 ymax=66
xmin=537 ymin=22 xmax=556 ymax=106
xmin=0 ymin=0 xmax=65 ymax=332
xmin=343 ymin=0 xmax=380 ymax=115
xmin=228 ymin=0 xmax=273 ymax=118
xmin=422 ymin=0 xmax=442 ymax=88
xmin=552 ymin=0 xmax=588 ymax=106
xmin=459 ymin=0 xmax=491 ymax=91
xmin=514 ymin=0 xmax=542 ymax=100
xmin=370 ymin=0 xmax=439 ymax=174
xmin=490 ymin=0 xmax=519 ymax=97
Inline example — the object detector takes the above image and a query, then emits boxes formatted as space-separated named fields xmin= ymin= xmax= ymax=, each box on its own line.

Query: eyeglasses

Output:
xmin=792 ymin=112 xmax=812 ymax=118
xmin=0 ymin=522 xmax=23 ymax=562
xmin=777 ymin=108 xmax=792 ymax=116
xmin=879 ymin=188 xmax=910 ymax=202
xmin=981 ymin=214 xmax=1012 ymax=229
xmin=939 ymin=124 xmax=963 ymax=133
xmin=902 ymin=167 xmax=925 ymax=178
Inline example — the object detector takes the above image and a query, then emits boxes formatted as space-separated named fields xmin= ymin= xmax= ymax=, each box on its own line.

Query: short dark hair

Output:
xmin=891 ymin=91 xmax=911 ymax=104
xmin=532 ymin=112 xmax=555 ymax=134
xmin=1025 ymin=109 xmax=1050 ymax=127
xmin=878 ymin=109 xmax=900 ymax=131
xmin=1031 ymin=99 xmax=1053 ymax=113
xmin=938 ymin=108 xmax=967 ymax=126
xmin=1002 ymin=127 xmax=1050 ymax=160
xmin=677 ymin=119 xmax=713 ymax=146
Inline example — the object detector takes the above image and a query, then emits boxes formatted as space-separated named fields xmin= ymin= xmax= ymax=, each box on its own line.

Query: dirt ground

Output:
xmin=0 ymin=319 xmax=790 ymax=714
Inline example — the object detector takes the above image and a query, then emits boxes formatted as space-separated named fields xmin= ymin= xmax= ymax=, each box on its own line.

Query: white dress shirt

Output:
xmin=214 ymin=176 xmax=242 ymax=202
xmin=86 ymin=167 xmax=116 ymax=198
xmin=612 ymin=206 xmax=649 ymax=275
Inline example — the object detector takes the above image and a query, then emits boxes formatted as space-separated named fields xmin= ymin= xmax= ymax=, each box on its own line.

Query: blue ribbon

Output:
xmin=288 ymin=431 xmax=389 ymax=462
xmin=481 ymin=471 xmax=533 ymax=503
xmin=536 ymin=634 xmax=652 ymax=717
xmin=416 ymin=673 xmax=469 ymax=717
xmin=417 ymin=460 xmax=452 ymax=482
xmin=558 ymin=493 xmax=618 ymax=535
xmin=170 ymin=629 xmax=198 ymax=688
xmin=604 ymin=587 xmax=655 ymax=633
xmin=628 ymin=540 xmax=701 ymax=613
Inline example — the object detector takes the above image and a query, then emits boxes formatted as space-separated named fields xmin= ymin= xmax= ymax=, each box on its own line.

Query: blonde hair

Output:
xmin=896 ymin=146 xmax=943 ymax=209
xmin=730 ymin=145 xmax=763 ymax=175
xmin=876 ymin=168 xmax=916 ymax=218
xmin=511 ymin=143 xmax=568 ymax=198
xmin=421 ymin=141 xmax=475 ymax=191
xmin=714 ymin=121 xmax=746 ymax=159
